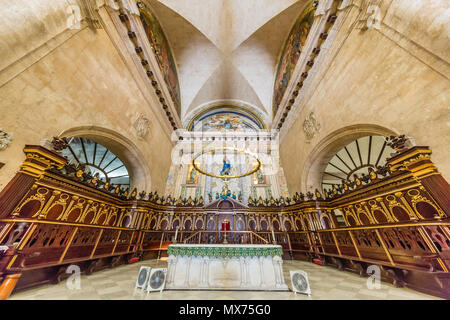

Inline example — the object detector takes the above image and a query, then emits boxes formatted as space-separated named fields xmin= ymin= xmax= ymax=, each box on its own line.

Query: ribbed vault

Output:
xmin=143 ymin=0 xmax=310 ymax=125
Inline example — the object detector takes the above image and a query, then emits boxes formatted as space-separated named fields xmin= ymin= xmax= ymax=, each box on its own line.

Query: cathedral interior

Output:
xmin=0 ymin=0 xmax=449 ymax=303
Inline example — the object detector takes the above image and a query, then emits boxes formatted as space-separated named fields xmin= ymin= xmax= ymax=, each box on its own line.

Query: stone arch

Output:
xmin=183 ymin=99 xmax=268 ymax=130
xmin=301 ymin=124 xmax=400 ymax=192
xmin=58 ymin=126 xmax=152 ymax=192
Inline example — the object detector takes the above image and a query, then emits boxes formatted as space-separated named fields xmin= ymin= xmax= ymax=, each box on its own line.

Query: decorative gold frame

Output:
xmin=191 ymin=147 xmax=261 ymax=179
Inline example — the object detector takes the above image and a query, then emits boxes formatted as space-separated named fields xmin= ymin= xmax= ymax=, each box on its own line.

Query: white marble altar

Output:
xmin=166 ymin=244 xmax=289 ymax=291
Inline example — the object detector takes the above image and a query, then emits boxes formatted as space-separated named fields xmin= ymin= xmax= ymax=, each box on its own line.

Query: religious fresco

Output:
xmin=139 ymin=5 xmax=181 ymax=114
xmin=186 ymin=164 xmax=199 ymax=184
xmin=188 ymin=107 xmax=264 ymax=132
xmin=164 ymin=164 xmax=177 ymax=196
xmin=272 ymin=1 xmax=317 ymax=116
xmin=253 ymin=169 xmax=266 ymax=185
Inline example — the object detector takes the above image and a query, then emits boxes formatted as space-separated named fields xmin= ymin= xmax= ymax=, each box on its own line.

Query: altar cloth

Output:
xmin=166 ymin=244 xmax=289 ymax=291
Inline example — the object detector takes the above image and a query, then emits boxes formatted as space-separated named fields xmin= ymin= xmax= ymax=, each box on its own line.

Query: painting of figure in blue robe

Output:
xmin=220 ymin=157 xmax=231 ymax=176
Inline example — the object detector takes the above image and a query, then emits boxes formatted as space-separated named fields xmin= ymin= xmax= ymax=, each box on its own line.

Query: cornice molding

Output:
xmin=275 ymin=0 xmax=361 ymax=140
xmin=96 ymin=4 xmax=181 ymax=140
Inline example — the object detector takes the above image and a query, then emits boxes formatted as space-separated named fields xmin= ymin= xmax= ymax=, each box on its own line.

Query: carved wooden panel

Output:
xmin=63 ymin=227 xmax=101 ymax=261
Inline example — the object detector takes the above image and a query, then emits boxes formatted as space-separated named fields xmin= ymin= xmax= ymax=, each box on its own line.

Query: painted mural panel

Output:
xmin=188 ymin=107 xmax=264 ymax=132
xmin=272 ymin=1 xmax=317 ymax=116
xmin=186 ymin=164 xmax=199 ymax=184
xmin=138 ymin=4 xmax=181 ymax=114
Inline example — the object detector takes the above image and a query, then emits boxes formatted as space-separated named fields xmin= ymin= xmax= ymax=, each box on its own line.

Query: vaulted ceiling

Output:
xmin=143 ymin=0 xmax=310 ymax=126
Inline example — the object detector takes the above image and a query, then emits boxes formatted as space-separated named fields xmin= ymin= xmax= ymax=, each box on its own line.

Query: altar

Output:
xmin=165 ymin=244 xmax=289 ymax=291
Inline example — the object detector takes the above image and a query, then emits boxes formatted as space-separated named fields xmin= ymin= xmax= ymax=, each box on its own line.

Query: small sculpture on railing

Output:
xmin=269 ymin=196 xmax=275 ymax=206
xmin=353 ymin=174 xmax=362 ymax=188
xmin=376 ymin=164 xmax=391 ymax=177
xmin=315 ymin=189 xmax=322 ymax=200
xmin=306 ymin=191 xmax=314 ymax=201
xmin=368 ymin=167 xmax=378 ymax=181
xmin=257 ymin=196 xmax=264 ymax=206
xmin=386 ymin=135 xmax=408 ymax=154
xmin=51 ymin=137 xmax=68 ymax=151
xmin=164 ymin=195 xmax=172 ymax=205
xmin=285 ymin=197 xmax=292 ymax=205
xmin=129 ymin=188 xmax=137 ymax=200
xmin=138 ymin=190 xmax=146 ymax=200
xmin=360 ymin=172 xmax=370 ymax=184
xmin=299 ymin=192 xmax=305 ymax=202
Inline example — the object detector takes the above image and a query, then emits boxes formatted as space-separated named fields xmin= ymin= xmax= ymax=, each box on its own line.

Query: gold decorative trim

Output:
xmin=192 ymin=147 xmax=261 ymax=179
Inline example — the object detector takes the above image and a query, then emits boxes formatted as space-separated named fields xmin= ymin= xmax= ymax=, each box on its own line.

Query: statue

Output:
xmin=188 ymin=167 xmax=197 ymax=184
xmin=215 ymin=192 xmax=219 ymax=199
xmin=220 ymin=184 xmax=231 ymax=199
xmin=256 ymin=170 xmax=264 ymax=184
xmin=220 ymin=157 xmax=231 ymax=176
xmin=208 ymin=192 xmax=213 ymax=202
xmin=232 ymin=192 xmax=236 ymax=199
xmin=238 ymin=191 xmax=242 ymax=201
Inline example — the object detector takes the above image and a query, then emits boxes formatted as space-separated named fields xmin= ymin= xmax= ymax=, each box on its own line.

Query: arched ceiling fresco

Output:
xmin=186 ymin=106 xmax=265 ymax=132
xmin=273 ymin=1 xmax=317 ymax=116
xmin=138 ymin=2 xmax=181 ymax=114
xmin=141 ymin=0 xmax=312 ymax=123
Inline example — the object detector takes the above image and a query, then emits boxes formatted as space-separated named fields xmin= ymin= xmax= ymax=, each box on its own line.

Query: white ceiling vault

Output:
xmin=142 ymin=0 xmax=310 ymax=126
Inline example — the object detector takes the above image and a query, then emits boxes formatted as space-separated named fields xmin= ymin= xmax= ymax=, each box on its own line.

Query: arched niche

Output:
xmin=183 ymin=100 xmax=268 ymax=130
xmin=58 ymin=126 xmax=152 ymax=192
xmin=301 ymin=124 xmax=400 ymax=192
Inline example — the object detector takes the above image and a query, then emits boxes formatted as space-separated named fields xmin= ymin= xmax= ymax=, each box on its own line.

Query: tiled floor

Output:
xmin=10 ymin=259 xmax=439 ymax=300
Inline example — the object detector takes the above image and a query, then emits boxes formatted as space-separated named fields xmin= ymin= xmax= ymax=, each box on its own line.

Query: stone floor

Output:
xmin=10 ymin=259 xmax=439 ymax=300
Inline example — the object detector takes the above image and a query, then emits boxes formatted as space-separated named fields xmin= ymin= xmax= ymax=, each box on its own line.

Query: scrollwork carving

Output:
xmin=302 ymin=112 xmax=321 ymax=141
xmin=133 ymin=113 xmax=151 ymax=139
xmin=0 ymin=128 xmax=13 ymax=151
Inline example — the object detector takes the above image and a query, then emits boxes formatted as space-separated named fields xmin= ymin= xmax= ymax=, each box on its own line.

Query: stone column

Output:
xmin=272 ymin=256 xmax=280 ymax=286
xmin=239 ymin=256 xmax=246 ymax=287
xmin=259 ymin=256 xmax=266 ymax=287
xmin=200 ymin=257 xmax=207 ymax=286
xmin=245 ymin=257 xmax=251 ymax=287
xmin=184 ymin=256 xmax=191 ymax=288
xmin=167 ymin=255 xmax=177 ymax=286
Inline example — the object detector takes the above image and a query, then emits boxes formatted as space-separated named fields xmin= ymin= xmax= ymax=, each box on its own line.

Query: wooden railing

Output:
xmin=0 ymin=144 xmax=449 ymax=298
